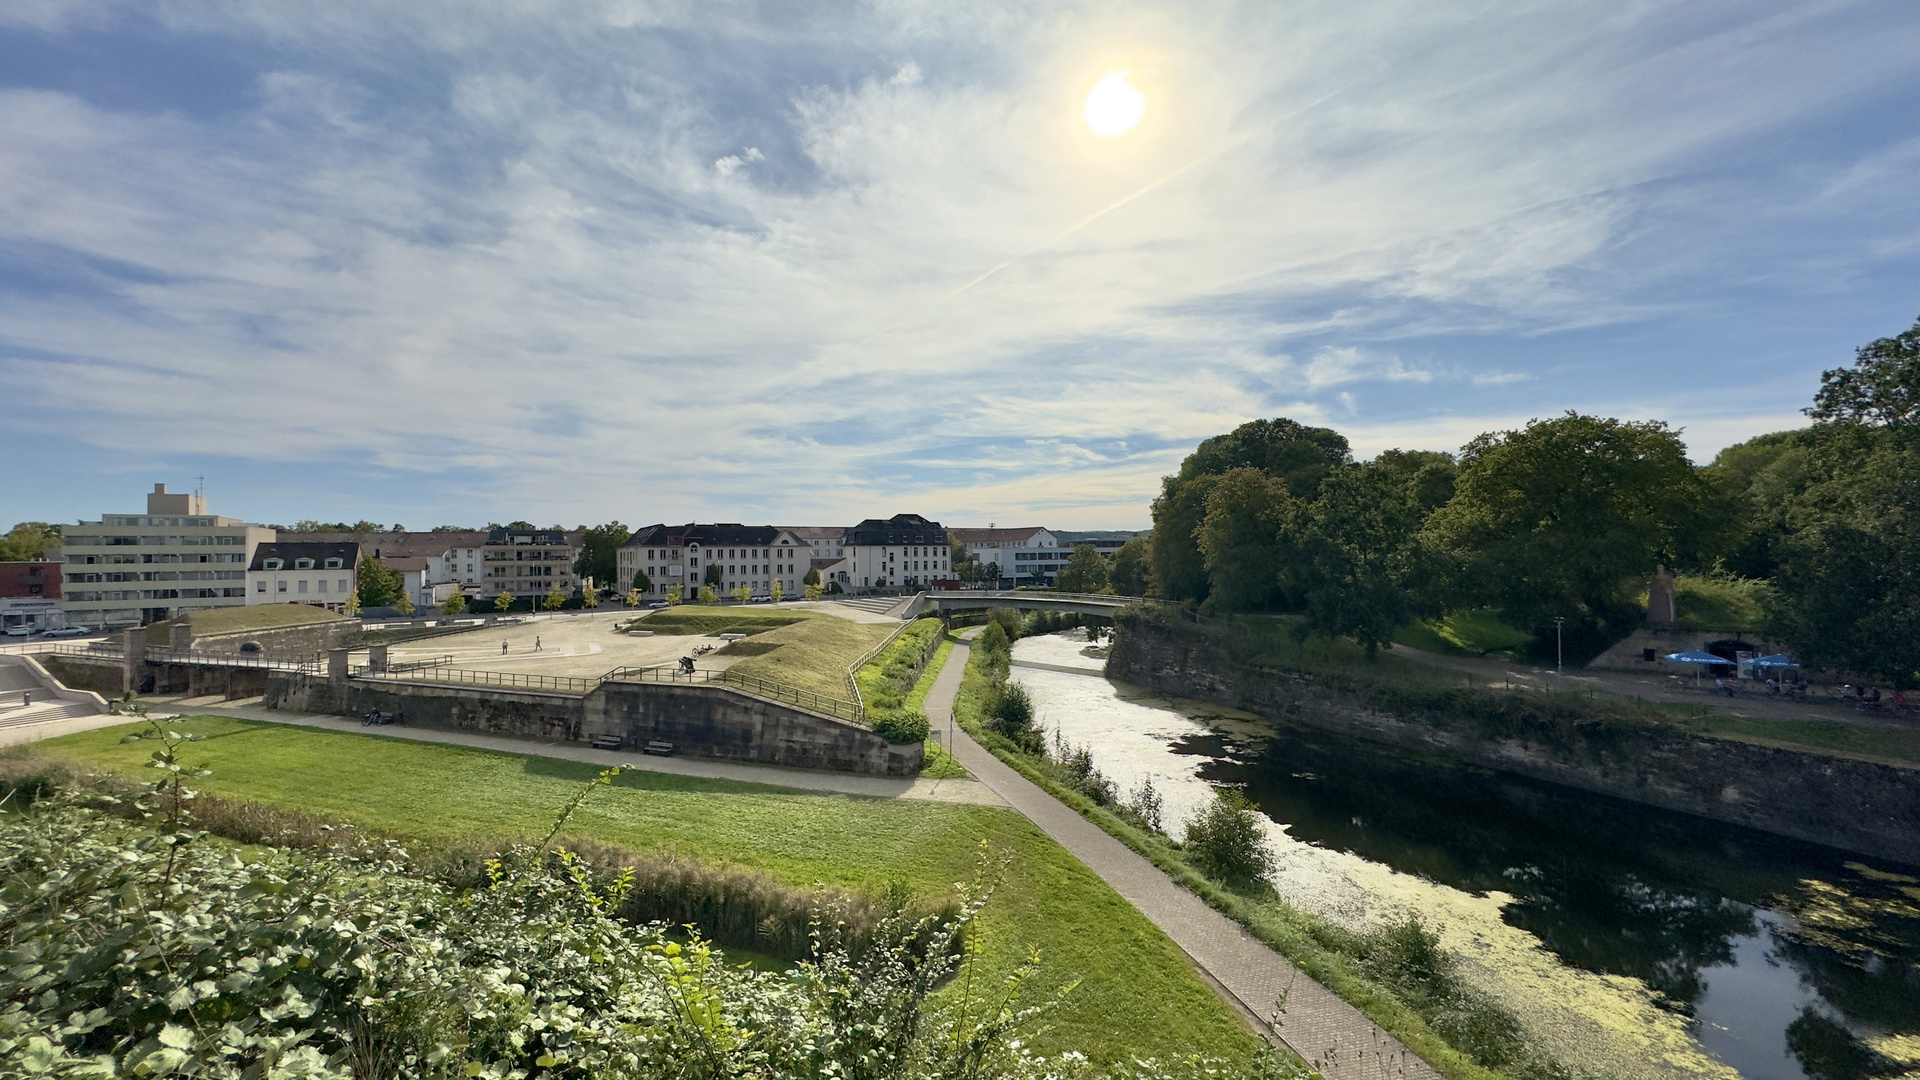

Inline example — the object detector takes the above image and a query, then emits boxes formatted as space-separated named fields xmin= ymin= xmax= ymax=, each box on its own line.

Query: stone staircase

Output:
xmin=829 ymin=596 xmax=906 ymax=616
xmin=0 ymin=656 xmax=108 ymax=730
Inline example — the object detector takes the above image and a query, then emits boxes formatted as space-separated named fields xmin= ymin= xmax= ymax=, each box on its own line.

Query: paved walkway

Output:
xmin=925 ymin=633 xmax=1440 ymax=1080
xmin=27 ymin=694 xmax=1007 ymax=808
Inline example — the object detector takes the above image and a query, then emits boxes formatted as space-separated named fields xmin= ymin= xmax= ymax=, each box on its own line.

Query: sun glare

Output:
xmin=1083 ymin=71 xmax=1145 ymax=138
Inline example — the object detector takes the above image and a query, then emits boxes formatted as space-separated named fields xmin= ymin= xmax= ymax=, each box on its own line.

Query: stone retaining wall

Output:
xmin=1109 ymin=611 xmax=1920 ymax=864
xmin=265 ymin=674 xmax=921 ymax=776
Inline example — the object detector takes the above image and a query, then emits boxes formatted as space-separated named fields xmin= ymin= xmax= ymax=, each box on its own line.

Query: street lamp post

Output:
xmin=1554 ymin=616 xmax=1566 ymax=675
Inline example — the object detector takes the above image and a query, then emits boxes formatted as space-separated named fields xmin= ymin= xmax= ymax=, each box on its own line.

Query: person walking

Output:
xmin=502 ymin=640 xmax=509 ymax=655
xmin=535 ymin=636 xmax=542 ymax=652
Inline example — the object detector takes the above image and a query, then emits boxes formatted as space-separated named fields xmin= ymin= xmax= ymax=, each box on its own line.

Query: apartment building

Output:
xmin=845 ymin=514 xmax=948 ymax=590
xmin=482 ymin=529 xmax=582 ymax=600
xmin=247 ymin=542 xmax=359 ymax=611
xmin=282 ymin=530 xmax=490 ymax=596
xmin=61 ymin=484 xmax=272 ymax=628
xmin=780 ymin=526 xmax=847 ymax=564
xmin=618 ymin=524 xmax=808 ymax=598
xmin=950 ymin=526 xmax=1061 ymax=587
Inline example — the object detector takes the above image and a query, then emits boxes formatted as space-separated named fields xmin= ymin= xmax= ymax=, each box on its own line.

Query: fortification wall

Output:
xmin=1109 ymin=612 xmax=1920 ymax=864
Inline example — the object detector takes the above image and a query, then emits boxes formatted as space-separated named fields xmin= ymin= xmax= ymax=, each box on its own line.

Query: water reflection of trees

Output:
xmin=1220 ymin=722 xmax=1920 ymax=1021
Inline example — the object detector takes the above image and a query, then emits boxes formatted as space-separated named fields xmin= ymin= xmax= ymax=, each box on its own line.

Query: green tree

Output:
xmin=625 ymin=588 xmax=644 ymax=608
xmin=1195 ymin=469 xmax=1293 ymax=613
xmin=543 ymin=585 xmax=567 ymax=611
xmin=0 ymin=521 xmax=61 ymax=562
xmin=732 ymin=585 xmax=752 ymax=604
xmin=573 ymin=522 xmax=630 ymax=588
xmin=631 ymin=569 xmax=652 ymax=592
xmin=699 ymin=585 xmax=717 ymax=604
xmin=493 ymin=587 xmax=517 ymax=613
xmin=1054 ymin=544 xmax=1109 ymax=593
xmin=666 ymin=583 xmax=684 ymax=604
xmin=948 ymin=537 xmax=991 ymax=585
xmin=771 ymin=579 xmax=784 ymax=603
xmin=1706 ymin=430 xmax=1814 ymax=579
xmin=505 ymin=520 xmax=536 ymax=530
xmin=802 ymin=567 xmax=821 ymax=587
xmin=1291 ymin=456 xmax=1447 ymax=654
xmin=805 ymin=583 xmax=825 ymax=600
xmin=340 ymin=589 xmax=360 ymax=616
xmin=1422 ymin=413 xmax=1721 ymax=638
xmin=704 ymin=564 xmax=723 ymax=588
xmin=394 ymin=593 xmax=416 ymax=616
xmin=1149 ymin=473 xmax=1218 ymax=602
xmin=441 ymin=591 xmax=468 ymax=616
xmin=1806 ymin=315 xmax=1920 ymax=430
xmin=1105 ymin=534 xmax=1151 ymax=597
xmin=356 ymin=558 xmax=404 ymax=609
xmin=580 ymin=584 xmax=599 ymax=609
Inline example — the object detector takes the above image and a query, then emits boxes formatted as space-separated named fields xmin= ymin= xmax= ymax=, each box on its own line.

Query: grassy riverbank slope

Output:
xmin=25 ymin=716 xmax=1264 ymax=1069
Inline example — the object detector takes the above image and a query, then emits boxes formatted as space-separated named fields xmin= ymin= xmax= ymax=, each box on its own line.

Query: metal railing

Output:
xmin=145 ymin=647 xmax=324 ymax=673
xmin=845 ymin=613 xmax=922 ymax=708
xmin=354 ymin=666 xmax=597 ymax=695
xmin=600 ymin=665 xmax=865 ymax=725
xmin=386 ymin=654 xmax=455 ymax=674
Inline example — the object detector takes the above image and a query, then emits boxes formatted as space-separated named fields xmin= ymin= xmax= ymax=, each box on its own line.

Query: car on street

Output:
xmin=647 ymin=601 xmax=669 ymax=608
xmin=3 ymin=626 xmax=32 ymax=637
xmin=42 ymin=626 xmax=92 ymax=638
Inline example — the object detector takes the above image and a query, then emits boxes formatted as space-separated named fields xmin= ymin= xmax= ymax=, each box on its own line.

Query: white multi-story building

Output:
xmin=950 ymin=527 xmax=1060 ymax=587
xmin=780 ymin=526 xmax=847 ymax=564
xmin=62 ymin=484 xmax=271 ymax=628
xmin=247 ymin=542 xmax=359 ymax=611
xmin=845 ymin=514 xmax=949 ymax=591
xmin=283 ymin=530 xmax=490 ymax=597
xmin=618 ymin=524 xmax=809 ymax=599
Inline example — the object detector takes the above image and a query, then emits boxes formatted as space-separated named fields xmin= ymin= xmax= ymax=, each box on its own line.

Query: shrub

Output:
xmin=1181 ymin=789 xmax=1275 ymax=889
xmin=872 ymin=709 xmax=932 ymax=744
xmin=984 ymin=683 xmax=1044 ymax=753
xmin=1048 ymin=730 xmax=1118 ymax=806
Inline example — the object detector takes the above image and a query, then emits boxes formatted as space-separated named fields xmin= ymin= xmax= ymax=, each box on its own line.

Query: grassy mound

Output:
xmin=730 ymin=617 xmax=894 ymax=701
xmin=629 ymin=609 xmax=806 ymax=636
xmin=149 ymin=604 xmax=348 ymax=638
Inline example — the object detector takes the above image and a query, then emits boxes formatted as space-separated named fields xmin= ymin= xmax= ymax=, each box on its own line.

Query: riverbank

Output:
xmin=1107 ymin=607 xmax=1920 ymax=864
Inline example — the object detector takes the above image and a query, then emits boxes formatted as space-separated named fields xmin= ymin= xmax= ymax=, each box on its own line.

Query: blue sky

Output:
xmin=1 ymin=1 xmax=1914 ymax=531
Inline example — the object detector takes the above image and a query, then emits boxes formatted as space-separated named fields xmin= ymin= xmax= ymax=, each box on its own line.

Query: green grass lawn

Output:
xmin=628 ymin=609 xmax=807 ymax=636
xmin=912 ymin=638 xmax=969 ymax=779
xmin=149 ymin=603 xmax=349 ymax=638
xmin=1691 ymin=714 xmax=1920 ymax=765
xmin=31 ymin=718 xmax=1258 ymax=1068
xmin=1393 ymin=609 xmax=1533 ymax=656
xmin=729 ymin=615 xmax=893 ymax=701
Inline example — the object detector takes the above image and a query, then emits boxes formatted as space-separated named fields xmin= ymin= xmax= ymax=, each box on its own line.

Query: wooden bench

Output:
xmin=643 ymin=740 xmax=675 ymax=756
xmin=590 ymin=734 xmax=623 ymax=750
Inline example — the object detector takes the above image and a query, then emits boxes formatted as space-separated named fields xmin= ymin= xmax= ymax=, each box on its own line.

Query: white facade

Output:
xmin=619 ymin=525 xmax=809 ymax=599
xmin=62 ymin=484 xmax=270 ymax=628
xmin=951 ymin=527 xmax=1060 ymax=587
xmin=844 ymin=514 xmax=949 ymax=590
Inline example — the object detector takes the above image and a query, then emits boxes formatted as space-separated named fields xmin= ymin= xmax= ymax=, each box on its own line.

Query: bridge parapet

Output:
xmin=922 ymin=590 xmax=1155 ymax=618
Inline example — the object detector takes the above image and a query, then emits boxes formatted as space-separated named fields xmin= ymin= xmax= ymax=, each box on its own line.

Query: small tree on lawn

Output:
xmin=394 ymin=594 xmax=415 ymax=616
xmin=732 ymin=585 xmax=752 ymax=604
xmin=805 ymin=583 xmax=824 ymax=600
xmin=543 ymin=585 xmax=567 ymax=610
xmin=1184 ymin=789 xmax=1276 ymax=889
xmin=699 ymin=585 xmax=717 ymax=604
xmin=493 ymin=588 xmax=517 ymax=613
xmin=340 ymin=589 xmax=361 ymax=616
xmin=441 ymin=590 xmax=468 ymax=616
xmin=580 ymin=585 xmax=599 ymax=609
xmin=632 ymin=569 xmax=652 ymax=593
xmin=625 ymin=588 xmax=643 ymax=608
xmin=667 ymin=584 xmax=683 ymax=605
xmin=771 ymin=579 xmax=784 ymax=603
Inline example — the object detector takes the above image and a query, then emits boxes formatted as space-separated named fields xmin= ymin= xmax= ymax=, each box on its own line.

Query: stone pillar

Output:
xmin=328 ymin=648 xmax=351 ymax=685
xmin=369 ymin=644 xmax=389 ymax=674
xmin=169 ymin=621 xmax=193 ymax=653
xmin=122 ymin=626 xmax=147 ymax=695
xmin=1648 ymin=566 xmax=1677 ymax=626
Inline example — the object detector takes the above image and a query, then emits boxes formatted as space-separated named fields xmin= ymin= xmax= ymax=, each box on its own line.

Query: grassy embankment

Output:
xmin=630 ymin=608 xmax=892 ymax=704
xmin=146 ymin=603 xmax=348 ymax=638
xmin=959 ymin=621 xmax=1577 ymax=1080
xmin=25 ymin=718 xmax=1272 ymax=1070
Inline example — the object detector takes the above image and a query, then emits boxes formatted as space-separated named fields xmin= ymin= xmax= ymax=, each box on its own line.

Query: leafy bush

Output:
xmin=984 ymin=683 xmax=1044 ymax=754
xmin=873 ymin=710 xmax=932 ymax=744
xmin=1049 ymin=730 xmax=1118 ymax=806
xmin=1181 ymin=790 xmax=1275 ymax=889
xmin=857 ymin=619 xmax=945 ymax=742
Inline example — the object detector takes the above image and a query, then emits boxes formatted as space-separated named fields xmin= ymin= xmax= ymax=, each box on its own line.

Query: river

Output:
xmin=1009 ymin=631 xmax=1920 ymax=1080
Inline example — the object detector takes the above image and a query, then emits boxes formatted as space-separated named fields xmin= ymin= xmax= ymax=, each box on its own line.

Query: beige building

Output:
xmin=62 ymin=483 xmax=272 ymax=628
xmin=482 ymin=528 xmax=581 ymax=601
xmin=618 ymin=524 xmax=808 ymax=599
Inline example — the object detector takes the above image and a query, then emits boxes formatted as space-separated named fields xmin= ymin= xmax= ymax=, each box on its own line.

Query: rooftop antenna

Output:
xmin=195 ymin=474 xmax=206 ymax=498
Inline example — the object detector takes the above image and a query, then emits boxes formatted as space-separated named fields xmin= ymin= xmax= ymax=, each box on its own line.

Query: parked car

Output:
xmin=750 ymin=594 xmax=772 ymax=603
xmin=42 ymin=626 xmax=91 ymax=638
xmin=3 ymin=626 xmax=31 ymax=637
xmin=648 ymin=601 xmax=669 ymax=609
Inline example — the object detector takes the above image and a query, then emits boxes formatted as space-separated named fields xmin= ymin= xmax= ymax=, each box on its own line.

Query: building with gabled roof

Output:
xmin=618 ymin=524 xmax=808 ymax=599
xmin=845 ymin=514 xmax=948 ymax=591
xmin=247 ymin=542 xmax=360 ymax=612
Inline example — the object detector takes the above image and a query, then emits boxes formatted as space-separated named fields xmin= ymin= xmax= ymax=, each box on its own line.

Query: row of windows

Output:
xmin=67 ymin=588 xmax=245 ymax=601
xmin=67 ymin=570 xmax=244 ymax=583
xmin=67 ymin=535 xmax=244 ymax=547
xmin=70 ymin=552 xmax=243 ymax=565
xmin=99 ymin=517 xmax=218 ymax=527
xmin=258 ymin=578 xmax=351 ymax=595
xmin=262 ymin=558 xmax=344 ymax=570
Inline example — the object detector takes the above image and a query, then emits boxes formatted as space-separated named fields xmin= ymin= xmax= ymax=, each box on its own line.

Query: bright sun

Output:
xmin=1083 ymin=71 xmax=1145 ymax=138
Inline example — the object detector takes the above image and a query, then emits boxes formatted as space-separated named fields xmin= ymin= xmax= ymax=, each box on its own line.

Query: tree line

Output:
xmin=1109 ymin=316 xmax=1919 ymax=686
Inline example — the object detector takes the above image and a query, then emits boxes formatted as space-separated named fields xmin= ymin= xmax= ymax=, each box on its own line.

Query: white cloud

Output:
xmin=0 ymin=0 xmax=1908 ymax=526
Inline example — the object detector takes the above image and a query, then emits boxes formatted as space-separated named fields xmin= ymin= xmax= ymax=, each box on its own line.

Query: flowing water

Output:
xmin=1009 ymin=632 xmax=1920 ymax=1080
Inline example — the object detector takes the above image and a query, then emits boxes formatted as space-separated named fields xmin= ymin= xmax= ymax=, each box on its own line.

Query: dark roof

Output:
xmin=486 ymin=529 xmax=571 ymax=545
xmin=1053 ymin=531 xmax=1140 ymax=544
xmin=280 ymin=531 xmax=491 ymax=559
xmin=623 ymin=524 xmax=802 ymax=548
xmin=249 ymin=543 xmax=360 ymax=572
xmin=846 ymin=514 xmax=945 ymax=546
xmin=950 ymin=527 xmax=1050 ymax=543
xmin=779 ymin=526 xmax=847 ymax=540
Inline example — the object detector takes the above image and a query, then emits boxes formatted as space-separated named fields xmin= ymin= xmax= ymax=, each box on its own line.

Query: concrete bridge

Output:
xmin=908 ymin=590 xmax=1146 ymax=618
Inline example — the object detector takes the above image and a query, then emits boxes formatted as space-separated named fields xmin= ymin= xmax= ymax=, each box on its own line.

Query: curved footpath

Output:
xmin=926 ymin=632 xmax=1440 ymax=1080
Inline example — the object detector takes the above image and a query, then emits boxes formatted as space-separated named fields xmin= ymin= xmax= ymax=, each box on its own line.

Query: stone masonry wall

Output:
xmin=186 ymin=621 xmax=363 ymax=659
xmin=1109 ymin=612 xmax=1920 ymax=865
xmin=266 ymin=675 xmax=921 ymax=776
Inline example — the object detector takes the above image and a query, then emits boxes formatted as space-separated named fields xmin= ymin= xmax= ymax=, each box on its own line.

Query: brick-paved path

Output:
xmin=925 ymin=633 xmax=1441 ymax=1080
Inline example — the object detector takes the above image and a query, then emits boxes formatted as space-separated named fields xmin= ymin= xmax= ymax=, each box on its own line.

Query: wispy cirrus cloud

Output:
xmin=0 ymin=0 xmax=1911 ymax=528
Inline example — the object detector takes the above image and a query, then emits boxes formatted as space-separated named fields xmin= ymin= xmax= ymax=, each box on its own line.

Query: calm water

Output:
xmin=1009 ymin=633 xmax=1920 ymax=1080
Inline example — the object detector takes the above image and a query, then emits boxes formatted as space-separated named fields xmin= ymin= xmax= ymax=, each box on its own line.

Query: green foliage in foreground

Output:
xmin=0 ymin=778 xmax=1302 ymax=1080
xmin=26 ymin=718 xmax=1262 ymax=1068
xmin=954 ymin=637 xmax=1567 ymax=1080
